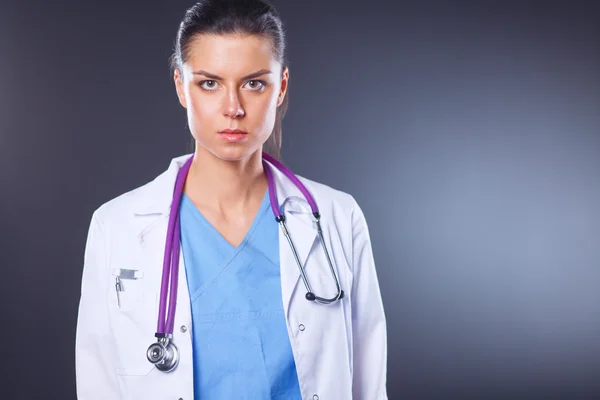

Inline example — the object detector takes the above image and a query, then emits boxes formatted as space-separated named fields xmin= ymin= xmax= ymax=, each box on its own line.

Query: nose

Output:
xmin=223 ymin=89 xmax=245 ymax=119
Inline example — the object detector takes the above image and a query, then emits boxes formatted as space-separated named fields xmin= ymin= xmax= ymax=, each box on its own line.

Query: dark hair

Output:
xmin=170 ymin=0 xmax=289 ymax=160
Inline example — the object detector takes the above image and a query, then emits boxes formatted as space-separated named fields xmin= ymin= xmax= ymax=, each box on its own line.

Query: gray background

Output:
xmin=1 ymin=0 xmax=599 ymax=398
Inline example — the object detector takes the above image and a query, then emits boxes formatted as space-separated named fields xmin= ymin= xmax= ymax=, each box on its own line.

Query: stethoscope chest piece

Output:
xmin=146 ymin=334 xmax=179 ymax=372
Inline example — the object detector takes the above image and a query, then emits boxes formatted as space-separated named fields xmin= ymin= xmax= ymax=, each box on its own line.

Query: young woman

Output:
xmin=75 ymin=1 xmax=387 ymax=399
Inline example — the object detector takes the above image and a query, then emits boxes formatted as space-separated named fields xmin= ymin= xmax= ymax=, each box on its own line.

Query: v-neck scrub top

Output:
xmin=179 ymin=190 xmax=302 ymax=400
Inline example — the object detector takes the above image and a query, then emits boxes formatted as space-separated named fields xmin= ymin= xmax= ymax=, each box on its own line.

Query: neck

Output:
xmin=183 ymin=146 xmax=268 ymax=214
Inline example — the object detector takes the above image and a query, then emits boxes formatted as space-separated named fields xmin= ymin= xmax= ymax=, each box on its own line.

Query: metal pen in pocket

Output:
xmin=115 ymin=276 xmax=123 ymax=308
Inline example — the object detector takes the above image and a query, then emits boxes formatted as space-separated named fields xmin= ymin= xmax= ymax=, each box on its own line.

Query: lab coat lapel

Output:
xmin=134 ymin=212 xmax=192 ymax=328
xmin=266 ymin=159 xmax=318 ymax=319
xmin=133 ymin=154 xmax=194 ymax=328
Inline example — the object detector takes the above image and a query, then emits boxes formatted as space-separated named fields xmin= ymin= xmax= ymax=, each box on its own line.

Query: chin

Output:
xmin=209 ymin=144 xmax=261 ymax=162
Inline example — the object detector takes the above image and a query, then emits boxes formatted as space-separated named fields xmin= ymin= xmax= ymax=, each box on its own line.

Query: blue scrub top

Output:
xmin=179 ymin=190 xmax=302 ymax=400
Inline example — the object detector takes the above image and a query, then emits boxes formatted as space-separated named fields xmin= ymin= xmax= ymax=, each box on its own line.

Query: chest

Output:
xmin=183 ymin=196 xmax=264 ymax=248
xmin=104 ymin=202 xmax=356 ymax=399
xmin=206 ymin=215 xmax=248 ymax=247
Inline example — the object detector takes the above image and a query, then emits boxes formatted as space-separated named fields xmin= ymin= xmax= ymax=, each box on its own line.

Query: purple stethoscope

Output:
xmin=146 ymin=152 xmax=345 ymax=372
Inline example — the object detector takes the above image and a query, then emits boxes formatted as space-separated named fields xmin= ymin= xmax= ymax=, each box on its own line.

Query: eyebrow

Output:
xmin=193 ymin=69 xmax=272 ymax=81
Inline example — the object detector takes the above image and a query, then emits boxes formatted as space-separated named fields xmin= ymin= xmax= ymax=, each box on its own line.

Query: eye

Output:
xmin=244 ymin=80 xmax=267 ymax=91
xmin=199 ymin=80 xmax=219 ymax=91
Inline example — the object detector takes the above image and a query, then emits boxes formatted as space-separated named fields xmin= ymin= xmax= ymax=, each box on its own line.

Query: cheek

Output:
xmin=187 ymin=91 xmax=218 ymax=124
xmin=251 ymin=91 xmax=279 ymax=132
xmin=255 ymin=102 xmax=278 ymax=137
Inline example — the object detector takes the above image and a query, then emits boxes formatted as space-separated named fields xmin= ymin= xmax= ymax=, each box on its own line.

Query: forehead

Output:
xmin=184 ymin=33 xmax=278 ymax=76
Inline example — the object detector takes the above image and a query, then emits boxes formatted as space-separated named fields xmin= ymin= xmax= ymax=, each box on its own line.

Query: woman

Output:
xmin=75 ymin=1 xmax=387 ymax=399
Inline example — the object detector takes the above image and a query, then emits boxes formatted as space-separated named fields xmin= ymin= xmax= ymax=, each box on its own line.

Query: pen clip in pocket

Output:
xmin=110 ymin=268 xmax=145 ymax=309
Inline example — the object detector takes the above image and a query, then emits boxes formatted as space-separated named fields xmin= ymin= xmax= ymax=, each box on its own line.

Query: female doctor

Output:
xmin=75 ymin=1 xmax=387 ymax=399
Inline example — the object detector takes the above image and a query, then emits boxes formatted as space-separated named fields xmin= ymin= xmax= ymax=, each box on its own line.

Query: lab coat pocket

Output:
xmin=109 ymin=268 xmax=144 ymax=310
xmin=107 ymin=269 xmax=158 ymax=376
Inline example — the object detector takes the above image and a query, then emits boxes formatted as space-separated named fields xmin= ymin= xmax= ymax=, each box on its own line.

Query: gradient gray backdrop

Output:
xmin=1 ymin=0 xmax=599 ymax=398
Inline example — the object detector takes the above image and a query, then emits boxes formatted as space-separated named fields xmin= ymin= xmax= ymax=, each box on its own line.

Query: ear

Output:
xmin=174 ymin=69 xmax=187 ymax=109
xmin=276 ymin=66 xmax=289 ymax=107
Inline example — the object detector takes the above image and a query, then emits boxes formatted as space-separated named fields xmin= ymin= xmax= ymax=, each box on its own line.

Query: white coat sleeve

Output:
xmin=350 ymin=197 xmax=388 ymax=399
xmin=75 ymin=211 xmax=120 ymax=399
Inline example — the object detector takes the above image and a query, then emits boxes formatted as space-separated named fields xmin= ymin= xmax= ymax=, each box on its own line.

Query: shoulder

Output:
xmin=91 ymin=155 xmax=186 ymax=226
xmin=294 ymin=174 xmax=361 ymax=221
xmin=92 ymin=180 xmax=153 ymax=226
xmin=91 ymin=166 xmax=173 ymax=233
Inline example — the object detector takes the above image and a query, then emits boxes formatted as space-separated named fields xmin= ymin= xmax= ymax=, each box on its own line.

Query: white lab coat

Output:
xmin=75 ymin=154 xmax=387 ymax=400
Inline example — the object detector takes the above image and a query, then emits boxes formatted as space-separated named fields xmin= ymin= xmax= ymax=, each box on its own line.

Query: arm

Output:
xmin=350 ymin=197 xmax=388 ymax=399
xmin=75 ymin=211 xmax=120 ymax=399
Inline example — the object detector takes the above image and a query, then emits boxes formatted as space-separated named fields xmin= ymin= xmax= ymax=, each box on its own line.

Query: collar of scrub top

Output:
xmin=155 ymin=152 xmax=344 ymax=337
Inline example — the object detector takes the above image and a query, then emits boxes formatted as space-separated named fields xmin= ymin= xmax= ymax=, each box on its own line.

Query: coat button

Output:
xmin=299 ymin=324 xmax=305 ymax=332
xmin=313 ymin=395 xmax=319 ymax=400
xmin=180 ymin=325 xmax=188 ymax=333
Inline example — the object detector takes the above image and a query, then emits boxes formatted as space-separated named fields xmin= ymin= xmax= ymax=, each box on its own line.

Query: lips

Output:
xmin=219 ymin=129 xmax=248 ymax=135
xmin=218 ymin=129 xmax=249 ymax=143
